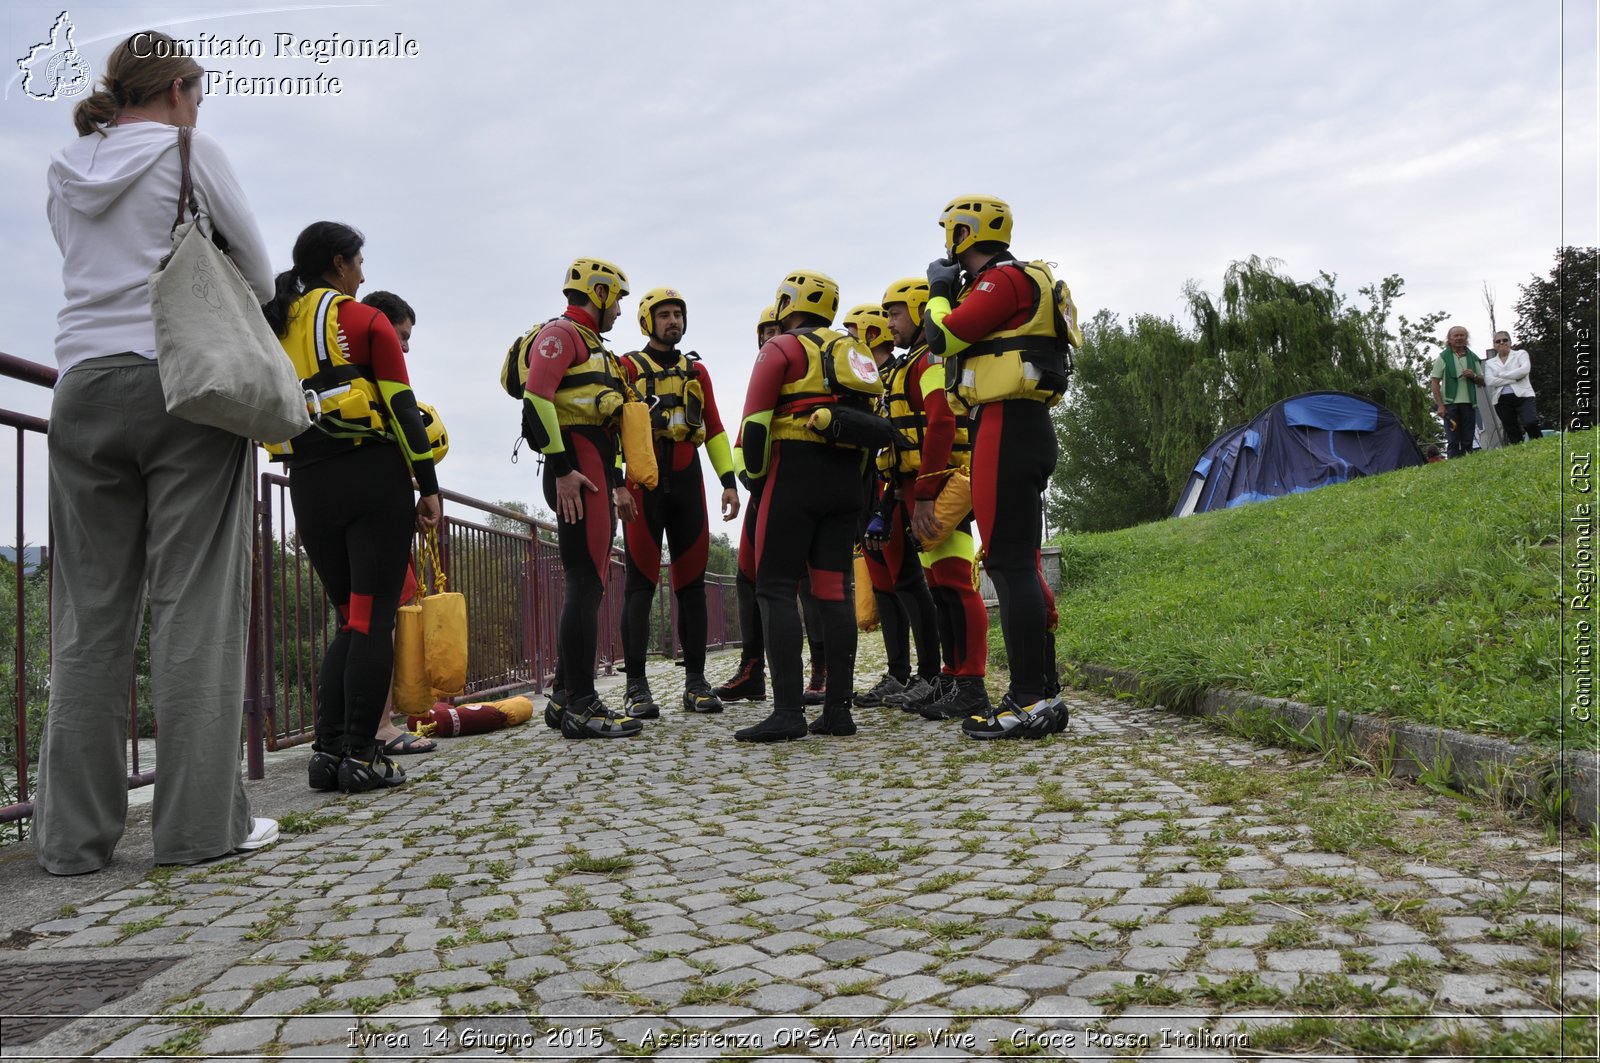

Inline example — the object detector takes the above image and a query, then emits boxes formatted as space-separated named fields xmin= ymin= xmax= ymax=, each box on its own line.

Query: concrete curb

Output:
xmin=1075 ymin=662 xmax=1600 ymax=829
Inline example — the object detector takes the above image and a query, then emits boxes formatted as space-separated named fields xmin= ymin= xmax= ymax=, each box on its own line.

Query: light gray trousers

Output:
xmin=33 ymin=354 xmax=254 ymax=872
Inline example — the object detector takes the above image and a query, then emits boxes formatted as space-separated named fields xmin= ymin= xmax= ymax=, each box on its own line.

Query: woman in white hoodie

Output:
xmin=34 ymin=32 xmax=277 ymax=873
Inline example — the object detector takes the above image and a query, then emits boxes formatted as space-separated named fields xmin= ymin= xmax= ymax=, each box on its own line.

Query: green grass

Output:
xmin=1052 ymin=435 xmax=1573 ymax=747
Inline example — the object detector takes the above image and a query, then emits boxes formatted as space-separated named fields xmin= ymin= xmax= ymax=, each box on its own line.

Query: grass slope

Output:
xmin=1053 ymin=435 xmax=1576 ymax=748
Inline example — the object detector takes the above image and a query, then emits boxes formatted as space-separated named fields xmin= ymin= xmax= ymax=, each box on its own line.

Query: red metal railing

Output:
xmin=1 ymin=352 xmax=741 ymax=824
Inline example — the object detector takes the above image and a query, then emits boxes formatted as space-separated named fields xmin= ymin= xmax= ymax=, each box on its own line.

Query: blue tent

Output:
xmin=1172 ymin=391 xmax=1424 ymax=518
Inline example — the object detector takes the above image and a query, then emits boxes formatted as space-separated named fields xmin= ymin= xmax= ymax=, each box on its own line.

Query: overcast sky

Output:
xmin=2 ymin=1 xmax=1596 ymax=542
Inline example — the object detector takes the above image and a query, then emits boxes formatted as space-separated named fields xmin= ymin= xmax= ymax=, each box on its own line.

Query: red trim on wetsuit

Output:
xmin=806 ymin=565 xmax=846 ymax=602
xmin=927 ymin=553 xmax=988 ymax=676
xmin=737 ymin=484 xmax=761 ymax=580
xmin=916 ymin=375 xmax=959 ymax=501
xmin=752 ymin=444 xmax=780 ymax=572
xmin=569 ymin=431 xmax=614 ymax=586
xmin=343 ymin=591 xmax=374 ymax=635
xmin=671 ymin=516 xmax=708 ymax=593
xmin=971 ymin=402 xmax=1003 ymax=549
xmin=864 ymin=500 xmax=916 ymax=592
xmin=623 ymin=489 xmax=663 ymax=585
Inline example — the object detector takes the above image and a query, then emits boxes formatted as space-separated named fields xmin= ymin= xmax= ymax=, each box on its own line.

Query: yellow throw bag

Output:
xmin=494 ymin=696 xmax=534 ymax=726
xmin=392 ymin=603 xmax=432 ymax=716
xmin=423 ymin=590 xmax=467 ymax=701
xmin=922 ymin=468 xmax=973 ymax=550
xmin=621 ymin=400 xmax=658 ymax=489
xmin=854 ymin=552 xmax=879 ymax=631
xmin=417 ymin=529 xmax=467 ymax=701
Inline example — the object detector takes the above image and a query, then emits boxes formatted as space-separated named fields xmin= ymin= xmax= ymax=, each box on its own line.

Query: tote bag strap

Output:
xmin=172 ymin=126 xmax=200 ymax=231
xmin=171 ymin=127 xmax=231 ymax=253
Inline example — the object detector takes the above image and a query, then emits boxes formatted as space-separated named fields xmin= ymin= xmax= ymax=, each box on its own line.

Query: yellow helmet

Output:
xmin=843 ymin=304 xmax=892 ymax=349
xmin=939 ymin=195 xmax=1012 ymax=256
xmin=774 ymin=270 xmax=839 ymax=326
xmin=757 ymin=304 xmax=779 ymax=337
xmin=417 ymin=401 xmax=449 ymax=464
xmin=637 ymin=286 xmax=687 ymax=338
xmin=881 ymin=277 xmax=931 ymax=329
xmin=563 ymin=257 xmax=629 ymax=310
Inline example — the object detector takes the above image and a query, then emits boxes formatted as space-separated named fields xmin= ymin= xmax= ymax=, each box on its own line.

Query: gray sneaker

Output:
xmin=886 ymin=676 xmax=940 ymax=712
xmin=854 ymin=672 xmax=908 ymax=708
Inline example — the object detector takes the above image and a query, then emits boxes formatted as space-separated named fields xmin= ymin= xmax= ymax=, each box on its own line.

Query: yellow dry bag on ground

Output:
xmin=854 ymin=552 xmax=879 ymax=631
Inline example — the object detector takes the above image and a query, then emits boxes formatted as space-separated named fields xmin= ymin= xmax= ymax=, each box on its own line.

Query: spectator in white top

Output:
xmin=34 ymin=31 xmax=278 ymax=873
xmin=1482 ymin=331 xmax=1540 ymax=444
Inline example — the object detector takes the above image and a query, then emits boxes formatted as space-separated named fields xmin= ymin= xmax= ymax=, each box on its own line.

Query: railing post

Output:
xmin=524 ymin=523 xmax=541 ymax=690
xmin=257 ymin=474 xmax=280 ymax=754
xmin=243 ymin=450 xmax=265 ymax=781
xmin=12 ymin=428 xmax=30 ymax=818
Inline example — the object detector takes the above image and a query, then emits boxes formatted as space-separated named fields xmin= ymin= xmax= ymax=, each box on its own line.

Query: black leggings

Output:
xmin=754 ymin=441 xmax=863 ymax=709
xmin=289 ymin=444 xmax=416 ymax=756
xmin=970 ymin=400 xmax=1059 ymax=702
xmin=542 ymin=426 xmax=617 ymax=700
xmin=735 ymin=480 xmax=765 ymax=664
xmin=622 ymin=449 xmax=711 ymax=676
xmin=739 ymin=480 xmax=826 ymax=671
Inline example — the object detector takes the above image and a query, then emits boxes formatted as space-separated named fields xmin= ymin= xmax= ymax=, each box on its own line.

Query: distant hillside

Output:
xmin=1052 ymin=436 xmax=1574 ymax=748
xmin=0 ymin=546 xmax=46 ymax=574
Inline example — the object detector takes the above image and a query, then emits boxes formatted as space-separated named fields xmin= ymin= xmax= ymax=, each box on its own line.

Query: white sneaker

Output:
xmin=236 ymin=817 xmax=279 ymax=852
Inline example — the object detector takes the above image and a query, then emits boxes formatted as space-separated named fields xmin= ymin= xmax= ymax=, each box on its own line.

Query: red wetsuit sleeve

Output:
xmin=697 ymin=362 xmax=727 ymax=442
xmin=337 ymin=302 xmax=437 ymax=496
xmin=695 ymin=362 xmax=737 ymax=488
xmin=942 ymin=264 xmax=1034 ymax=343
xmin=524 ymin=319 xmax=590 ymax=401
xmin=339 ymin=301 xmax=408 ymax=384
xmin=917 ymin=360 xmax=958 ymax=499
xmin=742 ymin=334 xmax=803 ymax=423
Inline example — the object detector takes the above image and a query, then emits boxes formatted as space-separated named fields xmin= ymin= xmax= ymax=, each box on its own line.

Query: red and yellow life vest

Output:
xmin=771 ymin=328 xmax=885 ymax=445
xmin=878 ymin=343 xmax=972 ymax=474
xmin=950 ymin=260 xmax=1079 ymax=408
xmin=511 ymin=318 xmax=626 ymax=427
xmin=620 ymin=350 xmax=706 ymax=444
xmin=265 ymin=287 xmax=388 ymax=458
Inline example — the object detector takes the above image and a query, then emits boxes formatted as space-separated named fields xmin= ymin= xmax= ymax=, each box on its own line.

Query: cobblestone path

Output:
xmin=6 ymin=647 xmax=1597 ymax=1061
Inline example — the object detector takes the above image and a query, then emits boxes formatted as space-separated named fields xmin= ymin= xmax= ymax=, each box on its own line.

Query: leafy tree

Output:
xmin=0 ymin=553 xmax=50 ymax=807
xmin=706 ymin=532 xmax=737 ymax=576
xmin=1514 ymin=246 xmax=1598 ymax=430
xmin=488 ymin=498 xmax=552 ymax=543
xmin=1049 ymin=311 xmax=1176 ymax=531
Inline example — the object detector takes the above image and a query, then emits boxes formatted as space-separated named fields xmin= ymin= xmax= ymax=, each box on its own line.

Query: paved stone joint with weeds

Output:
xmin=6 ymin=646 xmax=1597 ymax=1061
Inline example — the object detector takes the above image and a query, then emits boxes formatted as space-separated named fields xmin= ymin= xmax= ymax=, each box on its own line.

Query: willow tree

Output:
xmin=1049 ymin=310 xmax=1180 ymax=532
xmin=1515 ymin=246 xmax=1598 ymax=430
